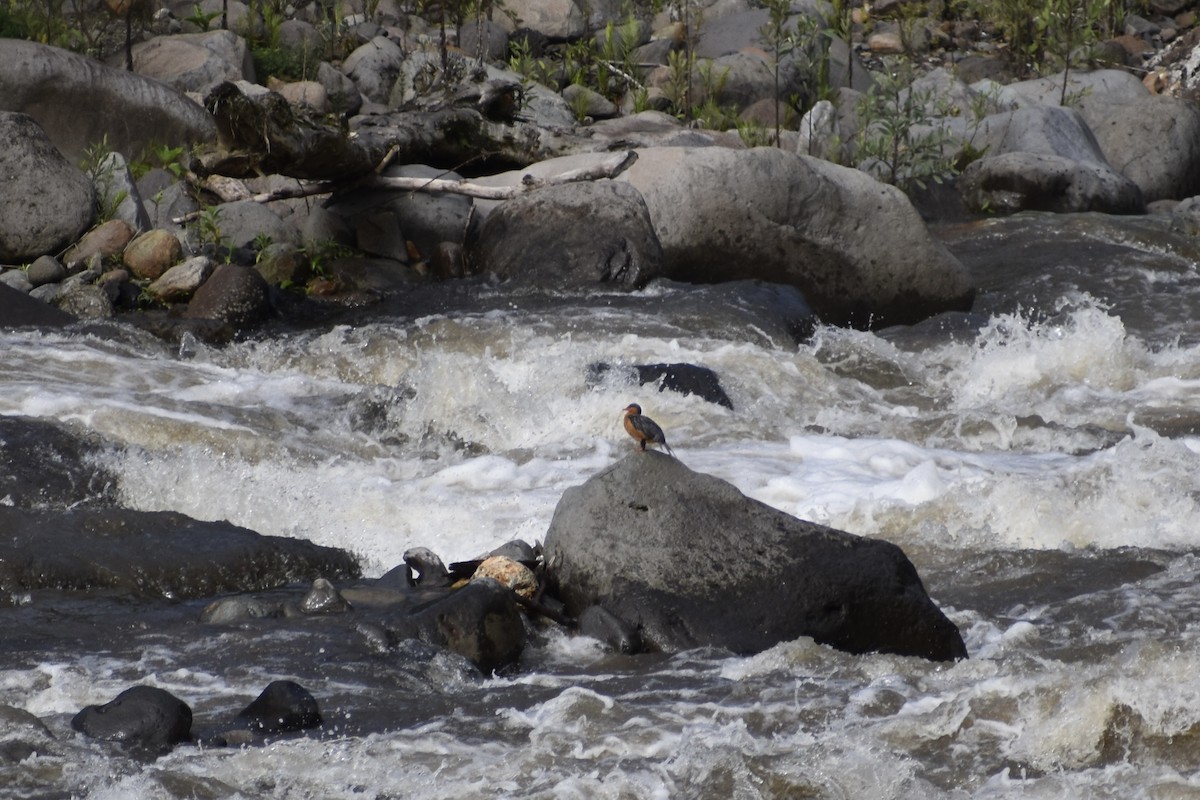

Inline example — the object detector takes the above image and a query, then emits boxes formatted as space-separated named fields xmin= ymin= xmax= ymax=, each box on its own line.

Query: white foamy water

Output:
xmin=5 ymin=270 xmax=1200 ymax=797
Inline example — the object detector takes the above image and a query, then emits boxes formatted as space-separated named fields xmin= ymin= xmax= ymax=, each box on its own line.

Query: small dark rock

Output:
xmin=237 ymin=680 xmax=321 ymax=734
xmin=300 ymin=577 xmax=353 ymax=614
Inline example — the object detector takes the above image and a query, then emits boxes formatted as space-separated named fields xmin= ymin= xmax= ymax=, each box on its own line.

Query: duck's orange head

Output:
xmin=623 ymin=403 xmax=642 ymax=416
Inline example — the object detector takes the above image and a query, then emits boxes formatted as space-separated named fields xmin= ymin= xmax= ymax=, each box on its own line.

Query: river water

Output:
xmin=6 ymin=210 xmax=1200 ymax=798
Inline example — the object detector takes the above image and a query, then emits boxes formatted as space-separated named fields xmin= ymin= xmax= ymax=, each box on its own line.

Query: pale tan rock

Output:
xmin=123 ymin=229 xmax=183 ymax=280
xmin=472 ymin=555 xmax=538 ymax=600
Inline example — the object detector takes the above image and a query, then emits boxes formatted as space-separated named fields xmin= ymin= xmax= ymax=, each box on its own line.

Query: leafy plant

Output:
xmin=194 ymin=206 xmax=226 ymax=254
xmin=854 ymin=62 xmax=957 ymax=192
xmin=184 ymin=3 xmax=221 ymax=31
xmin=80 ymin=137 xmax=131 ymax=222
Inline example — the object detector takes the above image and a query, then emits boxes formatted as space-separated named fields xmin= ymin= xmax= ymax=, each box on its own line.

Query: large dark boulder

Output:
xmin=0 ymin=507 xmax=360 ymax=597
xmin=71 ymin=686 xmax=192 ymax=751
xmin=544 ymin=453 xmax=966 ymax=662
xmin=474 ymin=181 xmax=664 ymax=290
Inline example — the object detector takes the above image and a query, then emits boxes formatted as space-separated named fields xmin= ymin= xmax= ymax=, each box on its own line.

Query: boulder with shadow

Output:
xmin=544 ymin=452 xmax=967 ymax=662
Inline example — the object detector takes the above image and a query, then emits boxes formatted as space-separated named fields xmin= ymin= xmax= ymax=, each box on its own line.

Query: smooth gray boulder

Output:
xmin=0 ymin=40 xmax=216 ymax=162
xmin=971 ymin=105 xmax=1111 ymax=165
xmin=131 ymin=29 xmax=256 ymax=94
xmin=0 ymin=112 xmax=94 ymax=263
xmin=544 ymin=453 xmax=967 ymax=662
xmin=474 ymin=181 xmax=664 ymax=289
xmin=1090 ymin=94 xmax=1200 ymax=202
xmin=627 ymin=147 xmax=974 ymax=326
xmin=343 ymin=35 xmax=406 ymax=105
xmin=959 ymin=151 xmax=1145 ymax=214
xmin=1001 ymin=69 xmax=1150 ymax=130
xmin=481 ymin=147 xmax=974 ymax=327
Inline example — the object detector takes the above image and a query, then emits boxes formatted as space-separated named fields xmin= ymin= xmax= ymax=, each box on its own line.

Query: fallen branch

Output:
xmin=173 ymin=150 xmax=639 ymax=224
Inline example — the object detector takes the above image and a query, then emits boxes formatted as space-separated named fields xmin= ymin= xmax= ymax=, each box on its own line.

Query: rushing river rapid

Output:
xmin=7 ymin=210 xmax=1200 ymax=798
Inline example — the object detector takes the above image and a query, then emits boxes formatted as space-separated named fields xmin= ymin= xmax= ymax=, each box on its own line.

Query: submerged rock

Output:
xmin=588 ymin=361 xmax=734 ymax=409
xmin=71 ymin=686 xmax=192 ymax=751
xmin=0 ymin=507 xmax=360 ymax=597
xmin=544 ymin=453 xmax=967 ymax=662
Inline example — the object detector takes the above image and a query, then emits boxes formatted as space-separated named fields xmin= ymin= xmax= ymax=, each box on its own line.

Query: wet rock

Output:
xmin=588 ymin=362 xmax=734 ymax=409
xmin=0 ymin=40 xmax=216 ymax=163
xmin=474 ymin=181 xmax=664 ymax=290
xmin=402 ymin=547 xmax=452 ymax=588
xmin=300 ymin=577 xmax=353 ymax=614
xmin=578 ymin=605 xmax=641 ymax=653
xmin=200 ymin=594 xmax=283 ymax=624
xmin=0 ymin=706 xmax=58 ymax=764
xmin=0 ymin=285 xmax=74 ymax=328
xmin=71 ymin=686 xmax=192 ymax=751
xmin=237 ymin=680 xmax=321 ymax=733
xmin=131 ymin=29 xmax=256 ymax=94
xmin=0 ymin=506 xmax=360 ymax=597
xmin=185 ymin=263 xmax=272 ymax=330
xmin=381 ymin=579 xmax=525 ymax=673
xmin=544 ymin=452 xmax=968 ymax=662
xmin=0 ymin=112 xmax=94 ymax=263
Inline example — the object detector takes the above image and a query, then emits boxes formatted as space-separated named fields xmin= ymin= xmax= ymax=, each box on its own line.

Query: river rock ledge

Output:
xmin=544 ymin=452 xmax=967 ymax=662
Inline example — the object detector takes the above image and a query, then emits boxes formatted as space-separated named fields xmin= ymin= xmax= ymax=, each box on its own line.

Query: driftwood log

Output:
xmin=197 ymin=80 xmax=579 ymax=182
xmin=174 ymin=150 xmax=638 ymax=223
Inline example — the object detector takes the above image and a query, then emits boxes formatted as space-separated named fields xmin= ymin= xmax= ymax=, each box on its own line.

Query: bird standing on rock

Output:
xmin=623 ymin=403 xmax=675 ymax=456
